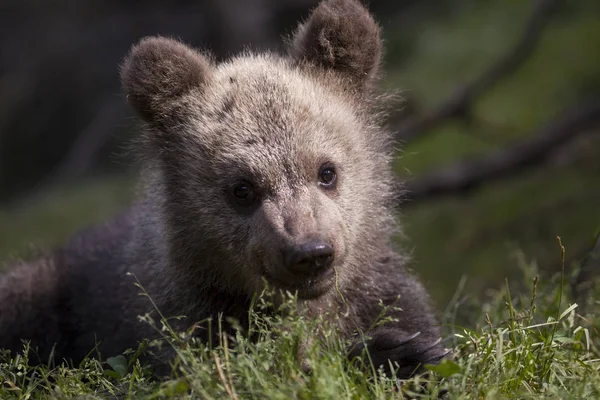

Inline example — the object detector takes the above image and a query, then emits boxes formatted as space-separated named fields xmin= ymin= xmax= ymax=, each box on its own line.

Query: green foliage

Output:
xmin=1 ymin=260 xmax=598 ymax=399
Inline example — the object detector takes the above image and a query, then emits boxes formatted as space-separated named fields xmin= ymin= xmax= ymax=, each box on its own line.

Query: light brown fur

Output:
xmin=0 ymin=0 xmax=445 ymax=378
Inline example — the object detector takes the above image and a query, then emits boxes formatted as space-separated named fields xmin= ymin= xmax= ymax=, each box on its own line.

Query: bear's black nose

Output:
xmin=284 ymin=241 xmax=334 ymax=275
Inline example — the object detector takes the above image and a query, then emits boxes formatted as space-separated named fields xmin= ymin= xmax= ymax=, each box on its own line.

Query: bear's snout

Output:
xmin=283 ymin=240 xmax=334 ymax=277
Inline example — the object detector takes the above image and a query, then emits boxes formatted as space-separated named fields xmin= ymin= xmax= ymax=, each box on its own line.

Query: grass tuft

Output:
xmin=1 ymin=257 xmax=599 ymax=399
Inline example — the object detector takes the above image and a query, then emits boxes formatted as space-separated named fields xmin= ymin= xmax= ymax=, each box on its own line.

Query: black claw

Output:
xmin=419 ymin=337 xmax=443 ymax=354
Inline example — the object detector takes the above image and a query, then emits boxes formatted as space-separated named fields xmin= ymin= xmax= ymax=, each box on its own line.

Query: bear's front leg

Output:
xmin=347 ymin=326 xmax=447 ymax=379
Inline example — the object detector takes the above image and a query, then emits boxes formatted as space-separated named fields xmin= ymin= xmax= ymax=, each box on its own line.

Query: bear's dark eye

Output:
xmin=318 ymin=163 xmax=337 ymax=189
xmin=231 ymin=180 xmax=257 ymax=207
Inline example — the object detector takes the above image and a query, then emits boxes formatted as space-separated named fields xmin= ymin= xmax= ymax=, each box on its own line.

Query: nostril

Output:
xmin=285 ymin=241 xmax=335 ymax=274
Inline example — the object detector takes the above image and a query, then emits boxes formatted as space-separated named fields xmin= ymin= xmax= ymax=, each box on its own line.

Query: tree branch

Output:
xmin=392 ymin=0 xmax=557 ymax=143
xmin=401 ymin=100 xmax=600 ymax=204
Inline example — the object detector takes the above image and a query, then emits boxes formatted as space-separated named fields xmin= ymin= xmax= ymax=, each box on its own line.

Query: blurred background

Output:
xmin=0 ymin=0 xmax=598 ymax=316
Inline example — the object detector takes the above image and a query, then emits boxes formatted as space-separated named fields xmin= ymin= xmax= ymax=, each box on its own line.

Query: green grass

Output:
xmin=1 ymin=253 xmax=599 ymax=399
xmin=0 ymin=175 xmax=135 ymax=264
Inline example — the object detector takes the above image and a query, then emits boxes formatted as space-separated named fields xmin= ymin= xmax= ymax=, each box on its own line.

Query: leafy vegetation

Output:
xmin=1 ymin=251 xmax=598 ymax=399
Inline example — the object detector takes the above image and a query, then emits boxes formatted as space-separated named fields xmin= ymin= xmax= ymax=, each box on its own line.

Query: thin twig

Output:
xmin=213 ymin=353 xmax=239 ymax=400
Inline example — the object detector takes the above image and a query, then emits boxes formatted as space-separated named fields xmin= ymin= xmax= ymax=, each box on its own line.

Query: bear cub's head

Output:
xmin=121 ymin=0 xmax=396 ymax=300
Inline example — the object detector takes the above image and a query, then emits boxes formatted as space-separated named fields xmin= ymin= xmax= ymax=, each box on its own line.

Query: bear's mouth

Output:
xmin=261 ymin=267 xmax=335 ymax=300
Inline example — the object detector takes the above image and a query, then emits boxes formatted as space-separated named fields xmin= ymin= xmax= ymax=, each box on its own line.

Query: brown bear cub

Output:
xmin=0 ymin=0 xmax=446 ymax=379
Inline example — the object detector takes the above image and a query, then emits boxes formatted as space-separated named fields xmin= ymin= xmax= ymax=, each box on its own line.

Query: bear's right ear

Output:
xmin=120 ymin=36 xmax=213 ymax=124
xmin=289 ymin=0 xmax=382 ymax=93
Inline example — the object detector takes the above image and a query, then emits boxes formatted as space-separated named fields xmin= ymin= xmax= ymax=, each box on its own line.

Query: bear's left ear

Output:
xmin=120 ymin=36 xmax=213 ymax=125
xmin=289 ymin=0 xmax=382 ymax=92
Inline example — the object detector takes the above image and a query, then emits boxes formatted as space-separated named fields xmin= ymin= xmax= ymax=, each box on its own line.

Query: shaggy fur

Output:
xmin=289 ymin=0 xmax=382 ymax=92
xmin=0 ymin=0 xmax=445 ymax=378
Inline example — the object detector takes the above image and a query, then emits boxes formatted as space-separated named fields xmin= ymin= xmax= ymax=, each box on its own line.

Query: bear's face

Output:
xmin=164 ymin=57 xmax=386 ymax=299
xmin=121 ymin=0 xmax=393 ymax=299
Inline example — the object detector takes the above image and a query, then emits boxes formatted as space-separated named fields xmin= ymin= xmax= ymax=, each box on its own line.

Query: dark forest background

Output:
xmin=0 ymin=0 xmax=598 ymax=314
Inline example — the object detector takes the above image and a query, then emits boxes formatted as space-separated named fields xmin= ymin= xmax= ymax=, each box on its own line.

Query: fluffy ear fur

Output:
xmin=289 ymin=0 xmax=382 ymax=92
xmin=120 ymin=36 xmax=213 ymax=124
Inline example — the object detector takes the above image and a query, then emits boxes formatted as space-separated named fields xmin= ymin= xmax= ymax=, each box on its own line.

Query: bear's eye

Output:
xmin=318 ymin=163 xmax=337 ymax=189
xmin=231 ymin=180 xmax=257 ymax=207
